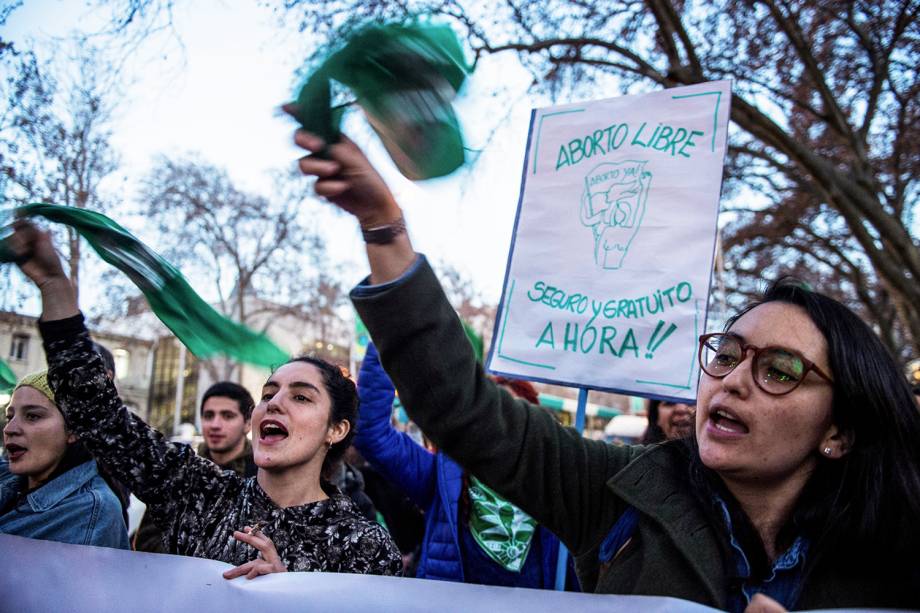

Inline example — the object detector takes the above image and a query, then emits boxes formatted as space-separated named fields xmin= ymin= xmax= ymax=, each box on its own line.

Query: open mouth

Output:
xmin=670 ymin=419 xmax=694 ymax=436
xmin=5 ymin=443 xmax=26 ymax=460
xmin=259 ymin=420 xmax=289 ymax=444
xmin=710 ymin=409 xmax=749 ymax=434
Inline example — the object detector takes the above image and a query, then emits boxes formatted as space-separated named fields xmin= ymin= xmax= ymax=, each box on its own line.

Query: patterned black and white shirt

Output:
xmin=41 ymin=314 xmax=401 ymax=576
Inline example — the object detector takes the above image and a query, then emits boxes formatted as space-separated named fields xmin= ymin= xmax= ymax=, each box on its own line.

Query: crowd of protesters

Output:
xmin=1 ymin=121 xmax=919 ymax=613
xmin=3 ymin=220 xmax=400 ymax=578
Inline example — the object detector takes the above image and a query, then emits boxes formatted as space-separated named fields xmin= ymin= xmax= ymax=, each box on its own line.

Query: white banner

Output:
xmin=0 ymin=534 xmax=719 ymax=612
xmin=487 ymin=81 xmax=732 ymax=401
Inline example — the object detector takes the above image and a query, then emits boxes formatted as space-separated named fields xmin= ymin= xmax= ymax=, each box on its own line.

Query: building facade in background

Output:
xmin=96 ymin=294 xmax=351 ymax=439
xmin=0 ymin=311 xmax=154 ymax=416
xmin=3 ymin=305 xmax=641 ymax=441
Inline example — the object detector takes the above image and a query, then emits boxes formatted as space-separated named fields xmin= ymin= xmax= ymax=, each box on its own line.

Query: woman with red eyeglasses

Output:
xmin=293 ymin=128 xmax=920 ymax=611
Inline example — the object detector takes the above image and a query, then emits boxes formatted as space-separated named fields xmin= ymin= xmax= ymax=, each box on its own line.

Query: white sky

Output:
xmin=7 ymin=2 xmax=916 ymax=322
xmin=4 ymin=0 xmax=542 ymax=307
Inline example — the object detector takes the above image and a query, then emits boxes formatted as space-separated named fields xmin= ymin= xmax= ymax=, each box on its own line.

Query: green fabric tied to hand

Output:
xmin=2 ymin=204 xmax=289 ymax=369
xmin=292 ymin=21 xmax=471 ymax=180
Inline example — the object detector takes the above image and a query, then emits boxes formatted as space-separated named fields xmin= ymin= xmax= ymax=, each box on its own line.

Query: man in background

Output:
xmin=133 ymin=382 xmax=256 ymax=552
xmin=197 ymin=382 xmax=257 ymax=477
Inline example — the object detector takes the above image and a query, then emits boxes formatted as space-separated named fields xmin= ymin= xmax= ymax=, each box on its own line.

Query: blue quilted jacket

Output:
xmin=356 ymin=343 xmax=575 ymax=588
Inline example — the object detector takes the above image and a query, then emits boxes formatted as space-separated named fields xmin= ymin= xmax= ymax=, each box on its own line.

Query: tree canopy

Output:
xmin=280 ymin=0 xmax=920 ymax=358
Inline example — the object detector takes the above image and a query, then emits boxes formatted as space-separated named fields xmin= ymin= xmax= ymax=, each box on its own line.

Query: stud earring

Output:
xmin=823 ymin=447 xmax=832 ymax=456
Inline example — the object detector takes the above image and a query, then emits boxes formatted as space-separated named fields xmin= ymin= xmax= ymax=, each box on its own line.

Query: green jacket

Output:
xmin=352 ymin=258 xmax=915 ymax=609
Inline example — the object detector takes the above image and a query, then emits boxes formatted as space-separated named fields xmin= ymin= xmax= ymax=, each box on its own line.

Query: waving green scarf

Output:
xmin=1 ymin=204 xmax=289 ymax=368
xmin=467 ymin=475 xmax=537 ymax=572
xmin=291 ymin=21 xmax=471 ymax=180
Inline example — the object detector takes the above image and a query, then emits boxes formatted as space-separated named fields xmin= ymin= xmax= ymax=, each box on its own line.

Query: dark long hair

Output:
xmin=690 ymin=278 xmax=920 ymax=562
xmin=640 ymin=400 xmax=666 ymax=444
xmin=284 ymin=356 xmax=358 ymax=474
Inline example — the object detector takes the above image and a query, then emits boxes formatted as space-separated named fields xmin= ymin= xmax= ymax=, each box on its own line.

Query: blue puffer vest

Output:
xmin=419 ymin=450 xmax=568 ymax=585
xmin=355 ymin=343 xmax=572 ymax=587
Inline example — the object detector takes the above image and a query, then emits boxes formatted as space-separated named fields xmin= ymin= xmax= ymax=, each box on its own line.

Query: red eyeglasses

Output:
xmin=698 ymin=333 xmax=834 ymax=395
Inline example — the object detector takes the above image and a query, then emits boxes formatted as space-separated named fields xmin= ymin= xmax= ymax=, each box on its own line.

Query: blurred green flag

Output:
xmin=0 ymin=359 xmax=16 ymax=392
xmin=2 ymin=204 xmax=289 ymax=368
xmin=291 ymin=21 xmax=472 ymax=180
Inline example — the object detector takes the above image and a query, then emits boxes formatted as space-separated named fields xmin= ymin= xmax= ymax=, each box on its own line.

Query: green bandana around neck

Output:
xmin=291 ymin=20 xmax=471 ymax=180
xmin=466 ymin=475 xmax=537 ymax=573
xmin=1 ymin=204 xmax=289 ymax=368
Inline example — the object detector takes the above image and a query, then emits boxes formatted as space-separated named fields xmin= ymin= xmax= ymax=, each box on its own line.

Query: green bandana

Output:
xmin=467 ymin=475 xmax=537 ymax=572
xmin=291 ymin=21 xmax=471 ymax=180
xmin=2 ymin=204 xmax=289 ymax=368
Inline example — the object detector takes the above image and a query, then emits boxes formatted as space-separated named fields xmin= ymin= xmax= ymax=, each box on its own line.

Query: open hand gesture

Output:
xmin=222 ymin=524 xmax=287 ymax=580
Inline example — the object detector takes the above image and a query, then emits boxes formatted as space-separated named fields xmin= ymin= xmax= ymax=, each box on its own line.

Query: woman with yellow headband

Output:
xmin=1 ymin=371 xmax=129 ymax=548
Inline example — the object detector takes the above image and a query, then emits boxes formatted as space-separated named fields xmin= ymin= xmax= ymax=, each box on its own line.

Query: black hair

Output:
xmin=91 ymin=341 xmax=116 ymax=378
xmin=284 ymin=356 xmax=358 ymax=474
xmin=640 ymin=399 xmax=666 ymax=444
xmin=912 ymin=384 xmax=920 ymax=397
xmin=201 ymin=381 xmax=255 ymax=421
xmin=691 ymin=278 xmax=920 ymax=563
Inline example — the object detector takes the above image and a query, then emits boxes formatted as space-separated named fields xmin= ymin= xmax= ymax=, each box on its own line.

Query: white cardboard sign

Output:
xmin=487 ymin=81 xmax=732 ymax=401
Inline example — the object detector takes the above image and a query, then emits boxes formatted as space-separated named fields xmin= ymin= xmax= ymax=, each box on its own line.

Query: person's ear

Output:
xmin=244 ymin=418 xmax=252 ymax=435
xmin=66 ymin=431 xmax=78 ymax=445
xmin=819 ymin=423 xmax=853 ymax=460
xmin=327 ymin=419 xmax=351 ymax=446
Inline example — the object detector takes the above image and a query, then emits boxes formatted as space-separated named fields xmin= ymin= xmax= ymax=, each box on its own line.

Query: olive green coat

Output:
xmin=352 ymin=259 xmax=914 ymax=609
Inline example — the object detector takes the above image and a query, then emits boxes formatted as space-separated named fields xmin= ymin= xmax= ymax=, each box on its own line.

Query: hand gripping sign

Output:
xmin=487 ymin=81 xmax=732 ymax=402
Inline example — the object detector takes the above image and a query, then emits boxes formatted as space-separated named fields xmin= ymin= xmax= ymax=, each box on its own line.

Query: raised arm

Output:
xmin=294 ymin=131 xmax=643 ymax=554
xmin=7 ymin=221 xmax=230 ymax=508
xmin=293 ymin=131 xmax=416 ymax=285
xmin=355 ymin=342 xmax=437 ymax=508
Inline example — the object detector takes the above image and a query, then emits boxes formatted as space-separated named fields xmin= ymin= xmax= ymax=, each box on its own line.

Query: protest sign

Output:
xmin=0 ymin=534 xmax=718 ymax=612
xmin=487 ymin=81 xmax=731 ymax=401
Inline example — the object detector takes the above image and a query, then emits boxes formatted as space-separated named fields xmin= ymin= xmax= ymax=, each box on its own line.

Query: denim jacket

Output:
xmin=0 ymin=458 xmax=129 ymax=549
